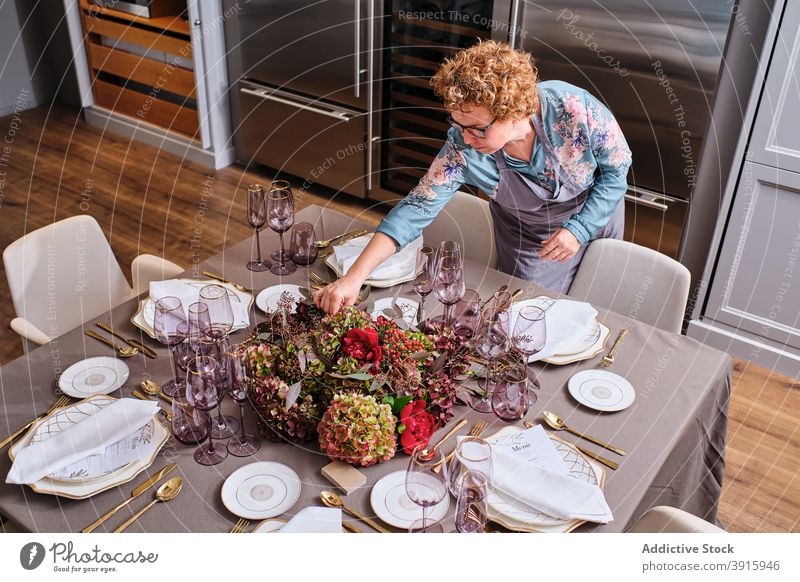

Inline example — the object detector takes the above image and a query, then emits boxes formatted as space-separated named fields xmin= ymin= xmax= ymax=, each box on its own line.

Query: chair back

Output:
xmin=424 ymin=191 xmax=498 ymax=269
xmin=568 ymin=238 xmax=690 ymax=333
xmin=3 ymin=216 xmax=133 ymax=338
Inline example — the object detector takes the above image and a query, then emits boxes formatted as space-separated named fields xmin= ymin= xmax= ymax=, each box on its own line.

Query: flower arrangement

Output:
xmin=246 ymin=294 xmax=472 ymax=466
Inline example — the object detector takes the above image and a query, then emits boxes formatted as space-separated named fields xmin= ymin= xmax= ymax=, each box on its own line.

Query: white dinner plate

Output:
xmin=8 ymin=395 xmax=168 ymax=499
xmin=324 ymin=254 xmax=415 ymax=288
xmin=370 ymin=297 xmax=419 ymax=325
xmin=568 ymin=370 xmax=636 ymax=412
xmin=370 ymin=470 xmax=450 ymax=529
xmin=542 ymin=322 xmax=610 ymax=365
xmin=510 ymin=297 xmax=600 ymax=358
xmin=255 ymin=284 xmax=303 ymax=314
xmin=58 ymin=357 xmax=130 ymax=398
xmin=221 ymin=462 xmax=302 ymax=520
xmin=253 ymin=519 xmax=285 ymax=533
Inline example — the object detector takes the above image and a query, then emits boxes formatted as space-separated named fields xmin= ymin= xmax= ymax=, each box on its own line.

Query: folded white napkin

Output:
xmin=511 ymin=299 xmax=597 ymax=362
xmin=279 ymin=507 xmax=342 ymax=533
xmin=6 ymin=399 xmax=159 ymax=485
xmin=149 ymin=279 xmax=250 ymax=328
xmin=335 ymin=234 xmax=422 ymax=281
xmin=489 ymin=444 xmax=613 ymax=523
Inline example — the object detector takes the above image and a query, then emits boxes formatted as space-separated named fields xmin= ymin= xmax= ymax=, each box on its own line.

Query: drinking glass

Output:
xmin=447 ymin=436 xmax=493 ymax=495
xmin=267 ymin=182 xmax=296 ymax=275
xmin=511 ymin=305 xmax=546 ymax=399
xmin=226 ymin=343 xmax=261 ymax=457
xmin=199 ymin=284 xmax=234 ymax=339
xmin=269 ymin=180 xmax=294 ymax=261
xmin=434 ymin=257 xmax=465 ymax=326
xmin=455 ymin=470 xmax=490 ymax=533
xmin=453 ymin=289 xmax=481 ymax=340
xmin=152 ymin=296 xmax=187 ymax=398
xmin=187 ymin=302 xmax=212 ymax=353
xmin=289 ymin=222 xmax=318 ymax=266
xmin=405 ymin=446 xmax=448 ymax=533
xmin=185 ymin=356 xmax=227 ymax=465
xmin=246 ymin=184 xmax=270 ymax=272
xmin=492 ymin=372 xmax=532 ymax=422
xmin=413 ymin=245 xmax=436 ymax=324
xmin=469 ymin=310 xmax=510 ymax=413
xmin=171 ymin=387 xmax=209 ymax=445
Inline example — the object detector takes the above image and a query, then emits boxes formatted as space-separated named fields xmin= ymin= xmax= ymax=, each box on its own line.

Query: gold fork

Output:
xmin=230 ymin=518 xmax=250 ymax=533
xmin=0 ymin=395 xmax=71 ymax=449
xmin=599 ymin=329 xmax=629 ymax=368
xmin=309 ymin=272 xmax=331 ymax=286
xmin=315 ymin=229 xmax=369 ymax=248
xmin=434 ymin=419 xmax=488 ymax=473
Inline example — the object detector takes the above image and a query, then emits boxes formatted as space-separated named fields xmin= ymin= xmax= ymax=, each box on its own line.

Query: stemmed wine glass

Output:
xmin=246 ymin=184 xmax=270 ymax=272
xmin=413 ymin=245 xmax=436 ymax=324
xmin=453 ymin=289 xmax=481 ymax=340
xmin=434 ymin=245 xmax=465 ymax=325
xmin=405 ymin=445 xmax=448 ymax=533
xmin=226 ymin=343 xmax=261 ymax=457
xmin=185 ymin=355 xmax=227 ymax=466
xmin=511 ymin=305 xmax=546 ymax=399
xmin=267 ymin=181 xmax=296 ymax=275
xmin=198 ymin=285 xmax=239 ymax=439
xmin=455 ymin=470 xmax=490 ymax=533
xmin=152 ymin=296 xmax=187 ymax=398
xmin=469 ymin=310 xmax=510 ymax=413
xmin=269 ymin=180 xmax=294 ymax=261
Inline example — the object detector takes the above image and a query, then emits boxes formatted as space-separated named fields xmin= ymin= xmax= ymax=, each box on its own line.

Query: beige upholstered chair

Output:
xmin=627 ymin=506 xmax=726 ymax=533
xmin=423 ymin=191 xmax=498 ymax=269
xmin=3 ymin=215 xmax=183 ymax=351
xmin=568 ymin=238 xmax=691 ymax=333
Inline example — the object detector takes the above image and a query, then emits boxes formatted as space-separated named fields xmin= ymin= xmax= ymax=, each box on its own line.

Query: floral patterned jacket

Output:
xmin=376 ymin=80 xmax=632 ymax=249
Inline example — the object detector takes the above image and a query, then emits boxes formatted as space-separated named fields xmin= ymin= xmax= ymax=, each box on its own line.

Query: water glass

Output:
xmin=454 ymin=470 xmax=490 ymax=533
xmin=453 ymin=289 xmax=481 ymax=340
xmin=491 ymin=373 xmax=533 ymax=422
xmin=171 ymin=387 xmax=209 ymax=445
xmin=447 ymin=436 xmax=493 ymax=495
xmin=290 ymin=222 xmax=318 ymax=266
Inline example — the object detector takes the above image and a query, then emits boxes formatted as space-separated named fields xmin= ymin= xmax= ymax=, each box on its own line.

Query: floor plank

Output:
xmin=0 ymin=105 xmax=797 ymax=532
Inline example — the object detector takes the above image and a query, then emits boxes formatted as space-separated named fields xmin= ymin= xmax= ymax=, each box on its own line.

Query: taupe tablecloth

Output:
xmin=0 ymin=205 xmax=731 ymax=533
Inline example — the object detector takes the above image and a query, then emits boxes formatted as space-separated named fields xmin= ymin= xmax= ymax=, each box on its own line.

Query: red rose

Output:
xmin=342 ymin=328 xmax=382 ymax=366
xmin=399 ymin=400 xmax=436 ymax=454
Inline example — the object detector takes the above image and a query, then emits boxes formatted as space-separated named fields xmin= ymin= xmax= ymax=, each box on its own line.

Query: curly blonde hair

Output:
xmin=431 ymin=40 xmax=539 ymax=121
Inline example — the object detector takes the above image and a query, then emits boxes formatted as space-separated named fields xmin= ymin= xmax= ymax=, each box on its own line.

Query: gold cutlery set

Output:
xmin=84 ymin=322 xmax=158 ymax=359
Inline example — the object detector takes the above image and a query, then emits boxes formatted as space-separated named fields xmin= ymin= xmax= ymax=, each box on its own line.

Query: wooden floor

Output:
xmin=0 ymin=106 xmax=797 ymax=532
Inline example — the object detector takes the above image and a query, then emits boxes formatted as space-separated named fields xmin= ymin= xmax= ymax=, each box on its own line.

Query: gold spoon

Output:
xmin=541 ymin=411 xmax=626 ymax=456
xmin=113 ymin=477 xmax=183 ymax=532
xmin=140 ymin=379 xmax=174 ymax=405
xmin=320 ymin=491 xmax=390 ymax=533
xmin=84 ymin=330 xmax=139 ymax=358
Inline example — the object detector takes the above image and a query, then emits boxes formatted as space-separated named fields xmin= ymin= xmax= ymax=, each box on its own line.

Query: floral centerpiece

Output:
xmin=246 ymin=293 xmax=472 ymax=466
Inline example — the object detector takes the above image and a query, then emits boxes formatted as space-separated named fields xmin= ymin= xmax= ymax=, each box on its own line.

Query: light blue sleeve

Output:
xmin=375 ymin=132 xmax=468 ymax=250
xmin=562 ymin=95 xmax=632 ymax=245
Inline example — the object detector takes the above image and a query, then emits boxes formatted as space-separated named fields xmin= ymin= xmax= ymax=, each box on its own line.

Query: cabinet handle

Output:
xmin=366 ymin=0 xmax=375 ymax=191
xmin=354 ymin=1 xmax=361 ymax=99
xmin=240 ymin=87 xmax=355 ymax=121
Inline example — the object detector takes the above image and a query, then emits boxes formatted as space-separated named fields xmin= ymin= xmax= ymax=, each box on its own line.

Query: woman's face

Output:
xmin=449 ymin=103 xmax=521 ymax=154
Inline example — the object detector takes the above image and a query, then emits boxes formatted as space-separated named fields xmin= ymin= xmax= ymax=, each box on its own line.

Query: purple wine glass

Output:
xmin=455 ymin=470 xmax=490 ymax=533
xmin=226 ymin=343 xmax=261 ymax=457
xmin=186 ymin=355 xmax=227 ymax=466
xmin=171 ymin=387 xmax=209 ymax=445
xmin=267 ymin=182 xmax=296 ymax=275
xmin=290 ymin=222 xmax=318 ymax=266
xmin=405 ymin=445 xmax=448 ymax=533
xmin=246 ymin=184 xmax=270 ymax=272
xmin=469 ymin=310 xmax=510 ymax=413
xmin=269 ymin=180 xmax=294 ymax=261
xmin=413 ymin=245 xmax=436 ymax=324
xmin=511 ymin=305 xmax=546 ymax=398
xmin=492 ymin=373 xmax=532 ymax=422
xmin=152 ymin=296 xmax=187 ymax=398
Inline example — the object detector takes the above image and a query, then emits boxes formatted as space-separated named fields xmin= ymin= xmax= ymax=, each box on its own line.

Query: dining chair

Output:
xmin=627 ymin=506 xmax=726 ymax=533
xmin=424 ymin=190 xmax=498 ymax=269
xmin=3 ymin=215 xmax=184 ymax=352
xmin=568 ymin=238 xmax=691 ymax=334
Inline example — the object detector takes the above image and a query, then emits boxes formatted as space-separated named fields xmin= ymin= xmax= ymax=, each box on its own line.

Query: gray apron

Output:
xmin=490 ymin=112 xmax=625 ymax=294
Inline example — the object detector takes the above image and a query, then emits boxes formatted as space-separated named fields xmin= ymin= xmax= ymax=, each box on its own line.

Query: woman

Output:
xmin=315 ymin=40 xmax=631 ymax=314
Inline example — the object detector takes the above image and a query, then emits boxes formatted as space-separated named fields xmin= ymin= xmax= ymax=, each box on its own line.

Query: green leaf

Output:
xmin=391 ymin=395 xmax=413 ymax=415
xmin=382 ymin=395 xmax=395 ymax=407
xmin=397 ymin=423 xmax=406 ymax=435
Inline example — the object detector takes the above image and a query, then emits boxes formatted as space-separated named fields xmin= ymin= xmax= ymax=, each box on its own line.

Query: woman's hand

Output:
xmin=539 ymin=227 xmax=581 ymax=262
xmin=313 ymin=275 xmax=364 ymax=315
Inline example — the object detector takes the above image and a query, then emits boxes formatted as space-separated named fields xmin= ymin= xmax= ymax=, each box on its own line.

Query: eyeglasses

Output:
xmin=447 ymin=115 xmax=497 ymax=138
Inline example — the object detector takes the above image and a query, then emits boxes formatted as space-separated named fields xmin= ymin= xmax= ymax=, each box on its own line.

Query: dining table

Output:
xmin=0 ymin=204 xmax=731 ymax=533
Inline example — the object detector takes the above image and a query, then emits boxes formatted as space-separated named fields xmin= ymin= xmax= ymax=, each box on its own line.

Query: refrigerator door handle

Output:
xmin=509 ymin=0 xmax=521 ymax=48
xmin=354 ymin=1 xmax=361 ymax=99
xmin=240 ymin=87 xmax=357 ymax=122
xmin=366 ymin=0 xmax=375 ymax=191
xmin=624 ymin=187 xmax=671 ymax=212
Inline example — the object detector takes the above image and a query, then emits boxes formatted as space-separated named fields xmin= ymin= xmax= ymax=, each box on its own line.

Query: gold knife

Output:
xmin=202 ymin=271 xmax=253 ymax=294
xmin=430 ymin=418 xmax=468 ymax=452
xmin=343 ymin=522 xmax=363 ymax=533
xmin=524 ymin=421 xmax=619 ymax=471
xmin=481 ymin=285 xmax=509 ymax=310
xmin=96 ymin=323 xmax=157 ymax=358
xmin=81 ymin=463 xmax=177 ymax=533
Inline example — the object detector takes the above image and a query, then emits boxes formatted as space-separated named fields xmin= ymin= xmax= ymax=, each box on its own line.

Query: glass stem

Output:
xmin=238 ymin=403 xmax=246 ymax=443
xmin=443 ymin=303 xmax=455 ymax=326
xmin=206 ymin=415 xmax=215 ymax=453
xmin=422 ymin=505 xmax=428 ymax=532
xmin=169 ymin=345 xmax=182 ymax=387
xmin=255 ymin=227 xmax=263 ymax=262
xmin=278 ymin=231 xmax=286 ymax=264
xmin=416 ymin=294 xmax=427 ymax=324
